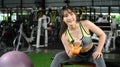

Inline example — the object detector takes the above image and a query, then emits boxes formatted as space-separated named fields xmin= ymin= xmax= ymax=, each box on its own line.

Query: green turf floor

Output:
xmin=29 ymin=52 xmax=54 ymax=67
xmin=29 ymin=52 xmax=91 ymax=67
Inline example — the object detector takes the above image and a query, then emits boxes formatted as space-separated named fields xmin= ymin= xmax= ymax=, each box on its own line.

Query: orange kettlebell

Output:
xmin=70 ymin=42 xmax=82 ymax=55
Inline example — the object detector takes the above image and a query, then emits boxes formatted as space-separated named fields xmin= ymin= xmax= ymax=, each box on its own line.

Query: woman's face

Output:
xmin=62 ymin=9 xmax=76 ymax=26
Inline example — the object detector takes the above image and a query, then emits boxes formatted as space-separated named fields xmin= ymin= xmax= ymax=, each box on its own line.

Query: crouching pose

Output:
xmin=50 ymin=6 xmax=106 ymax=67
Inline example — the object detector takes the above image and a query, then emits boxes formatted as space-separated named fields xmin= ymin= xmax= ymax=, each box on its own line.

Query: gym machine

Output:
xmin=32 ymin=15 xmax=50 ymax=48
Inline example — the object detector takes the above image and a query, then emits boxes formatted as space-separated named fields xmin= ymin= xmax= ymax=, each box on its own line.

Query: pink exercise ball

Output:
xmin=0 ymin=51 xmax=34 ymax=67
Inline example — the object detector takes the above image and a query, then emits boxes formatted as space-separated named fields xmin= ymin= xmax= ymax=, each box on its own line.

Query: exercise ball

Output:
xmin=0 ymin=51 xmax=34 ymax=67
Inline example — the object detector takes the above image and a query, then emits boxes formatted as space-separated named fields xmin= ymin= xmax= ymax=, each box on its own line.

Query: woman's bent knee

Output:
xmin=94 ymin=57 xmax=106 ymax=67
xmin=50 ymin=51 xmax=69 ymax=67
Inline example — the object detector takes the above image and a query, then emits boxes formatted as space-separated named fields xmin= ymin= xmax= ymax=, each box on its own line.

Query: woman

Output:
xmin=50 ymin=6 xmax=106 ymax=67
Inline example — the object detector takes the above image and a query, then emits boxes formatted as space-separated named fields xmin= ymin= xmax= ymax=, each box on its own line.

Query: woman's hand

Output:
xmin=92 ymin=51 xmax=103 ymax=59
xmin=70 ymin=43 xmax=82 ymax=55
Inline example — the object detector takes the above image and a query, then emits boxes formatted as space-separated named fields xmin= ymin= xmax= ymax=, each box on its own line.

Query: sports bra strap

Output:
xmin=79 ymin=23 xmax=91 ymax=37
xmin=66 ymin=29 xmax=74 ymax=44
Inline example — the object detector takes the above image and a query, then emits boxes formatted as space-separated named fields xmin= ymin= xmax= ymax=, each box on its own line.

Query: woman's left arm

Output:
xmin=85 ymin=20 xmax=106 ymax=59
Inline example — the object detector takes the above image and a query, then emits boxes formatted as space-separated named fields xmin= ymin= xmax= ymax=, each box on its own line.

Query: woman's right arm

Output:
xmin=61 ymin=33 xmax=76 ymax=58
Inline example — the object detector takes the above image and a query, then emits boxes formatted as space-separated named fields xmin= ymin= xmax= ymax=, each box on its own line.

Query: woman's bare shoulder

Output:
xmin=61 ymin=32 xmax=69 ymax=46
xmin=61 ymin=32 xmax=68 ymax=40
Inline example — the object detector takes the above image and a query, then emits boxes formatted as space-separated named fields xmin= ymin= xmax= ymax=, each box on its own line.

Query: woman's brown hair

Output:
xmin=59 ymin=6 xmax=78 ymax=39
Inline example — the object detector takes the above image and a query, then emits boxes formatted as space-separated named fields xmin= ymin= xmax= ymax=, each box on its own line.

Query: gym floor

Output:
xmin=0 ymin=44 xmax=120 ymax=67
xmin=32 ymin=47 xmax=120 ymax=67
xmin=36 ymin=47 xmax=120 ymax=67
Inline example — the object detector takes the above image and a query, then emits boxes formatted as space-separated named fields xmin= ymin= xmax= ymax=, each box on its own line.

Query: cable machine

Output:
xmin=35 ymin=15 xmax=50 ymax=48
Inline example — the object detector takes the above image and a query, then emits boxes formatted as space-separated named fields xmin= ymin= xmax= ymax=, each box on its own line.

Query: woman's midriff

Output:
xmin=80 ymin=43 xmax=94 ymax=53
